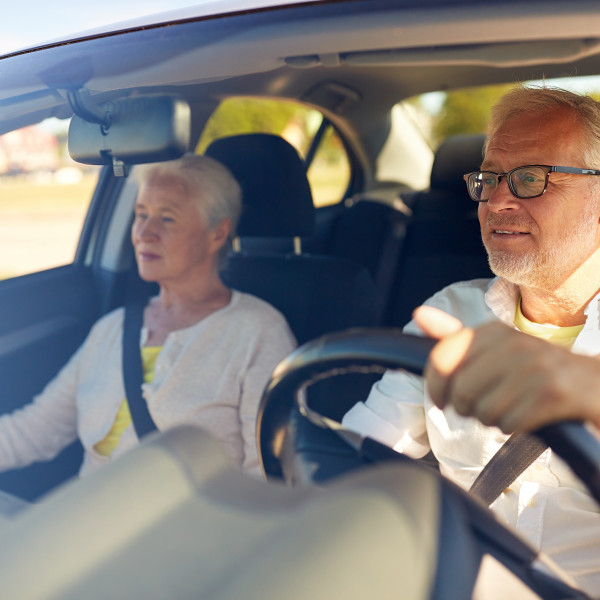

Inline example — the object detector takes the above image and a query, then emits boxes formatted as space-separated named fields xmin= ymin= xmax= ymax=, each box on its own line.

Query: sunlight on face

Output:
xmin=486 ymin=192 xmax=600 ymax=288
xmin=480 ymin=106 xmax=600 ymax=291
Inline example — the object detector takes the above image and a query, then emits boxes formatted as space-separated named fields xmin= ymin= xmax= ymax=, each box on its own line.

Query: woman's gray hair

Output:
xmin=135 ymin=154 xmax=242 ymax=262
xmin=485 ymin=84 xmax=600 ymax=168
xmin=136 ymin=154 xmax=241 ymax=229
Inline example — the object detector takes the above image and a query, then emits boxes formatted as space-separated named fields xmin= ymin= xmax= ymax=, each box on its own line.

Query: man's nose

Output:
xmin=486 ymin=177 xmax=520 ymax=212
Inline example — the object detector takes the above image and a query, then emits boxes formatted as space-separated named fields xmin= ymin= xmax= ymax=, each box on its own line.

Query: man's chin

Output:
xmin=486 ymin=252 xmax=537 ymax=285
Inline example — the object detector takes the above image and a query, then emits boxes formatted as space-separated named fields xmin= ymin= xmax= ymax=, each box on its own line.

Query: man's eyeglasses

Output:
xmin=463 ymin=165 xmax=600 ymax=202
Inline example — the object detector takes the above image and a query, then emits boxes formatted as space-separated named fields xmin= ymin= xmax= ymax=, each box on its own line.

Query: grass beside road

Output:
xmin=0 ymin=172 xmax=97 ymax=210
xmin=0 ymin=172 xmax=98 ymax=279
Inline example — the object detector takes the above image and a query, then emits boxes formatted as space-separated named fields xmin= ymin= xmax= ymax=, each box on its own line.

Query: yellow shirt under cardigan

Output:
xmin=94 ymin=346 xmax=162 ymax=457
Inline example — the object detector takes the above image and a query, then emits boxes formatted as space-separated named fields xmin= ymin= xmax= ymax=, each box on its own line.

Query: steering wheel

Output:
xmin=257 ymin=328 xmax=599 ymax=599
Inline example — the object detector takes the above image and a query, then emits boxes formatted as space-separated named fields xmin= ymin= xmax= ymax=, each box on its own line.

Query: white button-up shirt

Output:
xmin=342 ymin=277 xmax=600 ymax=595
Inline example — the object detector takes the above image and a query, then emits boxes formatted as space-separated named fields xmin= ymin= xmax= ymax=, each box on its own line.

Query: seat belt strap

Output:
xmin=469 ymin=432 xmax=547 ymax=506
xmin=122 ymin=301 xmax=158 ymax=438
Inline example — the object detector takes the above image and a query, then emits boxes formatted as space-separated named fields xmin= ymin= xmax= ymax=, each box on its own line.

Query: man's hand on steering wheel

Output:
xmin=413 ymin=305 xmax=600 ymax=434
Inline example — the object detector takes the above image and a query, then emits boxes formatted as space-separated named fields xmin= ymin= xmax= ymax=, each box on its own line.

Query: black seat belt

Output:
xmin=122 ymin=301 xmax=158 ymax=438
xmin=469 ymin=432 xmax=548 ymax=506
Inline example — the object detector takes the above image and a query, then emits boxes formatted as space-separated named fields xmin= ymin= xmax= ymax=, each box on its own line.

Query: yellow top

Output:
xmin=514 ymin=300 xmax=583 ymax=349
xmin=94 ymin=346 xmax=162 ymax=457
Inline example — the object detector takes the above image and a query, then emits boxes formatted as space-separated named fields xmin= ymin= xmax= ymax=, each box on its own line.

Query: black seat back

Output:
xmin=207 ymin=133 xmax=314 ymax=254
xmin=206 ymin=133 xmax=377 ymax=345
xmin=207 ymin=133 xmax=379 ymax=412
xmin=387 ymin=134 xmax=493 ymax=327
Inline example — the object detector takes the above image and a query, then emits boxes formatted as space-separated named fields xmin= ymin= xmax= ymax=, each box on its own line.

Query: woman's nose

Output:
xmin=134 ymin=218 xmax=159 ymax=240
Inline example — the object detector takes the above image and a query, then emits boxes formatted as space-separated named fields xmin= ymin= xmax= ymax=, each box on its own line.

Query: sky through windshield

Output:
xmin=1 ymin=1 xmax=205 ymax=54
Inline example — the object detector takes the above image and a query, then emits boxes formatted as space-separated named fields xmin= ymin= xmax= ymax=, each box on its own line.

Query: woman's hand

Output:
xmin=413 ymin=305 xmax=600 ymax=433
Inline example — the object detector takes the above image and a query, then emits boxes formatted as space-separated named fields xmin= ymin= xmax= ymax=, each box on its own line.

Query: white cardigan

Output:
xmin=0 ymin=291 xmax=296 ymax=478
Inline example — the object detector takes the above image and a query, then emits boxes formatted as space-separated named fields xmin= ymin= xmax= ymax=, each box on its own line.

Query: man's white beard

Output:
xmin=487 ymin=245 xmax=561 ymax=288
xmin=485 ymin=205 xmax=600 ymax=290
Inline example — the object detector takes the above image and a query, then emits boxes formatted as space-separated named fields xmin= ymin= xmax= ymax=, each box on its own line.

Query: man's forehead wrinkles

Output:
xmin=485 ymin=130 xmax=527 ymax=157
xmin=483 ymin=128 xmax=569 ymax=171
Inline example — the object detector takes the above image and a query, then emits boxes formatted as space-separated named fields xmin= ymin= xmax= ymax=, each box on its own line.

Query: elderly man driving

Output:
xmin=343 ymin=85 xmax=600 ymax=595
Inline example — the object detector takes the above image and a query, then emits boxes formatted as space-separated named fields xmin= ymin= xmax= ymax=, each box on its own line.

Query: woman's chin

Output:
xmin=137 ymin=269 xmax=161 ymax=283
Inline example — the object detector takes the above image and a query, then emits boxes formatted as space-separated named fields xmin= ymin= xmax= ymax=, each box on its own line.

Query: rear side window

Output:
xmin=197 ymin=98 xmax=351 ymax=207
xmin=0 ymin=119 xmax=98 ymax=280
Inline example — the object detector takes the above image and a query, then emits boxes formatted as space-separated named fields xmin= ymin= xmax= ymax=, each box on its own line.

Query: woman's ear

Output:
xmin=210 ymin=218 xmax=233 ymax=252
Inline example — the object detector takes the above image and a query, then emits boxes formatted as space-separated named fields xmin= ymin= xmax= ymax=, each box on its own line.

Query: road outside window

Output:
xmin=0 ymin=119 xmax=97 ymax=279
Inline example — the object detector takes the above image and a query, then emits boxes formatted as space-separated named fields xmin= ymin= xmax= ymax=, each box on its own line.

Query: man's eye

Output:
xmin=162 ymin=216 xmax=175 ymax=223
xmin=135 ymin=213 xmax=148 ymax=221
xmin=521 ymin=173 xmax=539 ymax=182
xmin=482 ymin=176 xmax=496 ymax=186
xmin=518 ymin=172 xmax=544 ymax=186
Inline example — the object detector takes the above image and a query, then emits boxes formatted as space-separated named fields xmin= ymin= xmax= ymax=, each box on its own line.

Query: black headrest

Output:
xmin=205 ymin=133 xmax=315 ymax=238
xmin=430 ymin=134 xmax=486 ymax=194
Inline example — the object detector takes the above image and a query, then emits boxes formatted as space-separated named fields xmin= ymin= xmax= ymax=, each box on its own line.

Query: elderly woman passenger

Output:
xmin=0 ymin=154 xmax=296 ymax=478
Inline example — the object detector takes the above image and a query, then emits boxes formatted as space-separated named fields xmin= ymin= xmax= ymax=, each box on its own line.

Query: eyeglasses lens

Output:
xmin=509 ymin=166 xmax=547 ymax=199
xmin=469 ymin=173 xmax=497 ymax=202
xmin=468 ymin=166 xmax=548 ymax=201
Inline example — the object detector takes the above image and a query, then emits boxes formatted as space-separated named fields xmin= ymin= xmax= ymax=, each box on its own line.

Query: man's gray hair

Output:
xmin=485 ymin=84 xmax=600 ymax=169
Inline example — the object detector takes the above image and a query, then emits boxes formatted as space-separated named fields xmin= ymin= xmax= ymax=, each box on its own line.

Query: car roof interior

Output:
xmin=4 ymin=1 xmax=600 ymax=180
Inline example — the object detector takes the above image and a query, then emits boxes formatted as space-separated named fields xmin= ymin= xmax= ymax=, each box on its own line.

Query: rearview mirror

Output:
xmin=68 ymin=94 xmax=191 ymax=175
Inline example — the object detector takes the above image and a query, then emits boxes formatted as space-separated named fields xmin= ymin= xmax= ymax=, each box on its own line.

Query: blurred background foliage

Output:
xmin=425 ymin=84 xmax=515 ymax=146
xmin=198 ymin=84 xmax=525 ymax=155
xmin=197 ymin=98 xmax=303 ymax=154
xmin=414 ymin=83 xmax=600 ymax=147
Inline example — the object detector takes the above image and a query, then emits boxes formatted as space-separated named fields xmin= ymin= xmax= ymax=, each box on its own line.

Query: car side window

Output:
xmin=0 ymin=118 xmax=98 ymax=279
xmin=197 ymin=97 xmax=351 ymax=207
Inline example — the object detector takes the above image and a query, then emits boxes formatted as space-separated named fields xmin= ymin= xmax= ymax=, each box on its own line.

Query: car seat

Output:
xmin=323 ymin=192 xmax=412 ymax=323
xmin=386 ymin=133 xmax=493 ymax=327
xmin=205 ymin=133 xmax=378 ymax=345
xmin=320 ymin=134 xmax=490 ymax=327
xmin=206 ymin=133 xmax=380 ymax=416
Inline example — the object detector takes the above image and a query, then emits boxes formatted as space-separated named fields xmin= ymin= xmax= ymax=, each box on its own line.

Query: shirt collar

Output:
xmin=574 ymin=290 xmax=600 ymax=355
xmin=484 ymin=277 xmax=519 ymax=325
